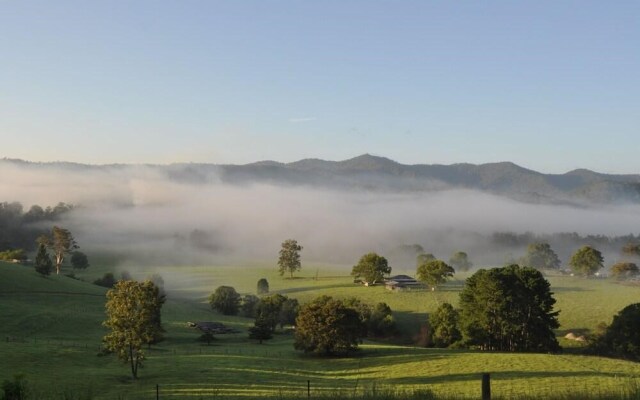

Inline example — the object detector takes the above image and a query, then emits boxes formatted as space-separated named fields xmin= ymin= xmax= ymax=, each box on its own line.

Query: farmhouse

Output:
xmin=384 ymin=275 xmax=423 ymax=291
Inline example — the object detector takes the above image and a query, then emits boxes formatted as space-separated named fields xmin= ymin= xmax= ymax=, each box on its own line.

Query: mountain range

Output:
xmin=3 ymin=155 xmax=640 ymax=205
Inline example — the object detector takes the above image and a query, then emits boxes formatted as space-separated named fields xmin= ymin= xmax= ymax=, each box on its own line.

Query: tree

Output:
xmin=278 ymin=239 xmax=303 ymax=278
xmin=294 ymin=296 xmax=366 ymax=356
xmin=255 ymin=294 xmax=287 ymax=332
xmin=257 ymin=278 xmax=269 ymax=295
xmin=416 ymin=260 xmax=455 ymax=290
xmin=278 ymin=297 xmax=300 ymax=329
xmin=458 ymin=265 xmax=559 ymax=352
xmin=569 ymin=246 xmax=604 ymax=276
xmin=428 ymin=303 xmax=461 ymax=347
xmin=368 ymin=302 xmax=396 ymax=337
xmin=610 ymin=262 xmax=639 ymax=280
xmin=449 ymin=251 xmax=473 ymax=272
xmin=594 ymin=303 xmax=640 ymax=361
xmin=70 ymin=251 xmax=89 ymax=270
xmin=94 ymin=273 xmax=116 ymax=288
xmin=351 ymin=252 xmax=391 ymax=285
xmin=521 ymin=243 xmax=560 ymax=270
xmin=209 ymin=286 xmax=241 ymax=315
xmin=38 ymin=226 xmax=79 ymax=275
xmin=241 ymin=294 xmax=260 ymax=318
xmin=103 ymin=280 xmax=165 ymax=379
xmin=34 ymin=243 xmax=52 ymax=276
xmin=249 ymin=315 xmax=273 ymax=344
xmin=416 ymin=253 xmax=436 ymax=268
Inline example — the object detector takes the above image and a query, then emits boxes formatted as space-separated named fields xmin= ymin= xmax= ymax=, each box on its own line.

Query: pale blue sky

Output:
xmin=1 ymin=1 xmax=638 ymax=173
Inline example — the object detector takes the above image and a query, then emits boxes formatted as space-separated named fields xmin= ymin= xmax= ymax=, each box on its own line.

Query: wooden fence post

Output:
xmin=156 ymin=384 xmax=159 ymax=400
xmin=482 ymin=373 xmax=491 ymax=400
xmin=307 ymin=380 xmax=310 ymax=399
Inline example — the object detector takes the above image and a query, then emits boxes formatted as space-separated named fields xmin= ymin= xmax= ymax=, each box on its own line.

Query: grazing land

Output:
xmin=1 ymin=260 xmax=640 ymax=399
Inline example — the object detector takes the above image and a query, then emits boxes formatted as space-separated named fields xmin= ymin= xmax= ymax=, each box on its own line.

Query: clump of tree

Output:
xmin=458 ymin=265 xmax=560 ymax=352
xmin=449 ymin=251 xmax=472 ymax=272
xmin=343 ymin=298 xmax=397 ymax=338
xmin=209 ymin=286 xmax=241 ymax=315
xmin=520 ymin=243 xmax=560 ymax=270
xmin=569 ymin=246 xmax=604 ymax=276
xmin=37 ymin=226 xmax=79 ymax=275
xmin=70 ymin=251 xmax=89 ymax=270
xmin=278 ymin=239 xmax=302 ymax=278
xmin=622 ymin=243 xmax=640 ymax=257
xmin=589 ymin=303 xmax=640 ymax=361
xmin=253 ymin=294 xmax=299 ymax=332
xmin=257 ymin=278 xmax=269 ymax=294
xmin=0 ymin=201 xmax=74 ymax=253
xmin=609 ymin=262 xmax=639 ymax=280
xmin=294 ymin=296 xmax=366 ymax=356
xmin=241 ymin=294 xmax=260 ymax=318
xmin=103 ymin=280 xmax=165 ymax=379
xmin=0 ymin=248 xmax=27 ymax=262
xmin=94 ymin=273 xmax=117 ymax=288
xmin=416 ymin=259 xmax=455 ymax=290
xmin=428 ymin=303 xmax=462 ymax=348
xmin=34 ymin=243 xmax=53 ymax=276
xmin=351 ymin=252 xmax=391 ymax=285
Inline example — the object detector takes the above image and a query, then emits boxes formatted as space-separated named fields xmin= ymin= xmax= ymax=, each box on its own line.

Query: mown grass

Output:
xmin=2 ymin=261 xmax=640 ymax=399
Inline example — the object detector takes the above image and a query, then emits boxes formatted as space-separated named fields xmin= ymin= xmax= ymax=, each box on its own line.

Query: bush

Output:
xmin=1 ymin=374 xmax=27 ymax=400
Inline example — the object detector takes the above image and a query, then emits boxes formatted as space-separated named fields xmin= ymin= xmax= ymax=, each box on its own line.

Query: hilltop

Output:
xmin=2 ymin=155 xmax=640 ymax=205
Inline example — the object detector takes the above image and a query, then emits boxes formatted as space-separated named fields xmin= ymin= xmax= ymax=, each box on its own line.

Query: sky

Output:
xmin=1 ymin=1 xmax=638 ymax=173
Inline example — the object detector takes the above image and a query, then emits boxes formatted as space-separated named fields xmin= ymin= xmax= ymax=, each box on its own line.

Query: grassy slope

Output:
xmin=2 ymin=261 xmax=640 ymax=399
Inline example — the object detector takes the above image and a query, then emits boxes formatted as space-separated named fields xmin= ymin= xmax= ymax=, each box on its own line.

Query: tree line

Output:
xmin=0 ymin=201 xmax=74 ymax=252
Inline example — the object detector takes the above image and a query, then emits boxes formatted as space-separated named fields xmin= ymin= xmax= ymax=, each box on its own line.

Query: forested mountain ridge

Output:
xmin=2 ymin=155 xmax=640 ymax=205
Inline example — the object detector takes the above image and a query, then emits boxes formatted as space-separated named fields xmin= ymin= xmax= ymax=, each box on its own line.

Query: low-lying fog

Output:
xmin=2 ymin=162 xmax=639 ymax=269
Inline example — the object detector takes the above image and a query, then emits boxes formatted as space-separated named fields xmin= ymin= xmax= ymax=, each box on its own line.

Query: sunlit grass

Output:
xmin=2 ymin=261 xmax=640 ymax=399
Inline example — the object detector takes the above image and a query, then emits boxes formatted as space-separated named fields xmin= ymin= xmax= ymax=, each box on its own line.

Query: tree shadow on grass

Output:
xmin=277 ymin=283 xmax=356 ymax=295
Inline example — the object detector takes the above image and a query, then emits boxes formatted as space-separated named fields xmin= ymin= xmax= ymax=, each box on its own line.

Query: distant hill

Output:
xmin=2 ymin=155 xmax=640 ymax=205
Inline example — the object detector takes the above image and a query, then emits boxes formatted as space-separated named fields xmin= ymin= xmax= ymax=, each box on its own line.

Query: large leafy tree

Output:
xmin=278 ymin=239 xmax=303 ymax=278
xmin=429 ymin=303 xmax=461 ymax=348
xmin=351 ymin=252 xmax=391 ymax=285
xmin=37 ymin=226 xmax=79 ymax=275
xmin=569 ymin=246 xmax=604 ymax=276
xmin=103 ymin=280 xmax=164 ymax=379
xmin=521 ymin=243 xmax=560 ymax=270
xmin=294 ymin=296 xmax=366 ymax=356
xmin=417 ymin=260 xmax=455 ymax=290
xmin=449 ymin=251 xmax=473 ymax=272
xmin=209 ymin=286 xmax=241 ymax=315
xmin=458 ymin=265 xmax=560 ymax=352
xmin=34 ymin=243 xmax=52 ymax=276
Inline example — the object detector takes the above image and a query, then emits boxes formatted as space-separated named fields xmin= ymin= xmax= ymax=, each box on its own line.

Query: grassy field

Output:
xmin=1 ymin=260 xmax=640 ymax=399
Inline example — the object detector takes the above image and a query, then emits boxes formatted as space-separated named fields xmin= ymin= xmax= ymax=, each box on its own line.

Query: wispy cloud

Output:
xmin=288 ymin=117 xmax=317 ymax=123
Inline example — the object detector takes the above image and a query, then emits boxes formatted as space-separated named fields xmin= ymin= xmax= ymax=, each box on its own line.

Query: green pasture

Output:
xmin=1 ymin=260 xmax=640 ymax=399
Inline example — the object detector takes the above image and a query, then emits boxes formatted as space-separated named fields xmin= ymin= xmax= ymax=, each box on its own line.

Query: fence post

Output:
xmin=156 ymin=384 xmax=159 ymax=400
xmin=307 ymin=380 xmax=310 ymax=399
xmin=482 ymin=373 xmax=491 ymax=400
